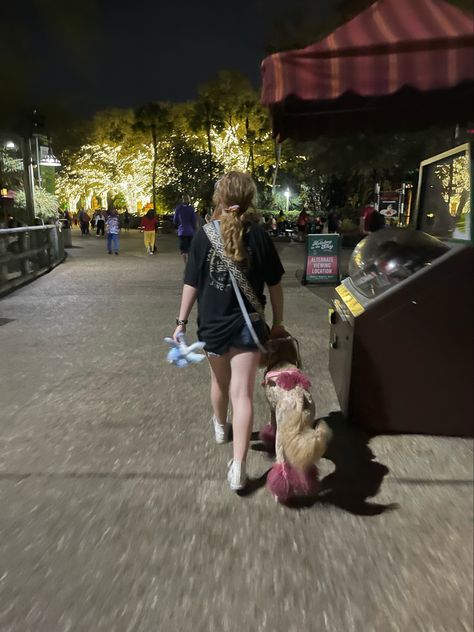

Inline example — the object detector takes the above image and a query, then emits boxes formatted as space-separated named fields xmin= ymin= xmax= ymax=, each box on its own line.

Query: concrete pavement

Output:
xmin=0 ymin=228 xmax=472 ymax=632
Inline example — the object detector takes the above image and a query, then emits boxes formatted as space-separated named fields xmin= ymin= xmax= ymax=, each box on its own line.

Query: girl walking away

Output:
xmin=172 ymin=171 xmax=287 ymax=492
xmin=140 ymin=209 xmax=158 ymax=255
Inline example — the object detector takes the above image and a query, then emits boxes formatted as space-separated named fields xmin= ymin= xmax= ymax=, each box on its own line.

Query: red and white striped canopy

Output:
xmin=261 ymin=0 xmax=474 ymax=139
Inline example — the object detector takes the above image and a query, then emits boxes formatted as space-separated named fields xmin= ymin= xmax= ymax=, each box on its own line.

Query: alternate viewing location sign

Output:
xmin=305 ymin=233 xmax=341 ymax=283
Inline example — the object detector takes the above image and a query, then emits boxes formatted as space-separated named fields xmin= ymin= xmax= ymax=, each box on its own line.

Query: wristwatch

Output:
xmin=176 ymin=318 xmax=188 ymax=326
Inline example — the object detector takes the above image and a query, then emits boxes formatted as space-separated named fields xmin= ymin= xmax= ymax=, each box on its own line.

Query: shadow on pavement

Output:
xmin=311 ymin=411 xmax=394 ymax=515
xmin=250 ymin=411 xmax=395 ymax=515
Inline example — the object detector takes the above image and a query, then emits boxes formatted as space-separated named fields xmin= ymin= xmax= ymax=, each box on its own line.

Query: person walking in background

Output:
xmin=140 ymin=209 xmax=158 ymax=255
xmin=95 ymin=210 xmax=106 ymax=237
xmin=106 ymin=208 xmax=120 ymax=255
xmin=195 ymin=208 xmax=205 ymax=230
xmin=78 ymin=209 xmax=90 ymax=236
xmin=173 ymin=195 xmax=197 ymax=265
xmin=276 ymin=210 xmax=287 ymax=236
xmin=171 ymin=171 xmax=287 ymax=492
xmin=360 ymin=201 xmax=385 ymax=234
xmin=360 ymin=201 xmax=375 ymax=234
xmin=327 ymin=208 xmax=341 ymax=233
xmin=123 ymin=210 xmax=131 ymax=232
xmin=296 ymin=207 xmax=310 ymax=242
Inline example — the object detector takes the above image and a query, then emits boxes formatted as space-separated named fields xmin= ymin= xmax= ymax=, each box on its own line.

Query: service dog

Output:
xmin=260 ymin=336 xmax=331 ymax=503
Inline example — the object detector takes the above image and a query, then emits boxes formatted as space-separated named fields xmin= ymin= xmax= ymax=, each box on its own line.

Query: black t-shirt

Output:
xmin=184 ymin=222 xmax=285 ymax=351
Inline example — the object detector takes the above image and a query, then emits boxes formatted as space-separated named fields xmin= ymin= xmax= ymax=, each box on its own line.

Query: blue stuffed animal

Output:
xmin=164 ymin=333 xmax=206 ymax=368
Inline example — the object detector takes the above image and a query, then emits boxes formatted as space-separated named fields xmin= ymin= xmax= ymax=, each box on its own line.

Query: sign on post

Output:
xmin=378 ymin=191 xmax=400 ymax=219
xmin=305 ymin=233 xmax=341 ymax=283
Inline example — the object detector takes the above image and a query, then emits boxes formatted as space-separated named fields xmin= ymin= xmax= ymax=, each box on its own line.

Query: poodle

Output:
xmin=260 ymin=336 xmax=331 ymax=503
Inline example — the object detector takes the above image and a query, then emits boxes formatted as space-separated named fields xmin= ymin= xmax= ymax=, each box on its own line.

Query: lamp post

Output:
xmin=284 ymin=188 xmax=290 ymax=213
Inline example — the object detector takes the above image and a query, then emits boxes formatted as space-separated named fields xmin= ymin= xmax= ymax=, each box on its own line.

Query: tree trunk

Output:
xmin=245 ymin=115 xmax=255 ymax=177
xmin=272 ymin=140 xmax=282 ymax=191
xmin=206 ymin=111 xmax=213 ymax=183
xmin=205 ymin=106 xmax=214 ymax=208
xmin=152 ymin=126 xmax=158 ymax=211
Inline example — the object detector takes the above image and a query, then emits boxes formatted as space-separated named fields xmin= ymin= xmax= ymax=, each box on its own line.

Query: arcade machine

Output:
xmin=329 ymin=143 xmax=473 ymax=436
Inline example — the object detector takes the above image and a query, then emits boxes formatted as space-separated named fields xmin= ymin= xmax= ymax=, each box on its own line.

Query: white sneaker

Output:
xmin=227 ymin=459 xmax=247 ymax=491
xmin=212 ymin=415 xmax=231 ymax=444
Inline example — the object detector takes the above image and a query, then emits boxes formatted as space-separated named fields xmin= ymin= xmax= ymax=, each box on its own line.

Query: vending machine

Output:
xmin=329 ymin=143 xmax=473 ymax=436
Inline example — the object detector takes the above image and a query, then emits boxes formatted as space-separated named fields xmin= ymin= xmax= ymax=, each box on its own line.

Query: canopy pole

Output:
xmin=272 ymin=138 xmax=282 ymax=192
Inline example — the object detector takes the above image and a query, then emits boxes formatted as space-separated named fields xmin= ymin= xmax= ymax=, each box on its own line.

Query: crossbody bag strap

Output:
xmin=203 ymin=221 xmax=266 ymax=353
xmin=203 ymin=222 xmax=264 ymax=318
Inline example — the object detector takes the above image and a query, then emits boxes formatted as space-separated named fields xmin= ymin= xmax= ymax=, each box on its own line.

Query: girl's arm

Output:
xmin=173 ymin=284 xmax=198 ymax=340
xmin=268 ymin=282 xmax=287 ymax=338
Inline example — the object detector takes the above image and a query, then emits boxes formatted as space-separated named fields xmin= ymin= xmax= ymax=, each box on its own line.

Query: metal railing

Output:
xmin=0 ymin=225 xmax=65 ymax=296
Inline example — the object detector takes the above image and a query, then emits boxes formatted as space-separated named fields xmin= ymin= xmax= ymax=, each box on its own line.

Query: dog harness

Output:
xmin=264 ymin=368 xmax=312 ymax=391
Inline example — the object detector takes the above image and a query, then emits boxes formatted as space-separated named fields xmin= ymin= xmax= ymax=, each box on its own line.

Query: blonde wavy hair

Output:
xmin=212 ymin=171 xmax=257 ymax=264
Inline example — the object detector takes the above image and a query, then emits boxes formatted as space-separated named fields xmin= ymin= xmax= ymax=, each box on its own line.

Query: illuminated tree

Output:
xmin=133 ymin=103 xmax=173 ymax=211
xmin=15 ymin=187 xmax=59 ymax=220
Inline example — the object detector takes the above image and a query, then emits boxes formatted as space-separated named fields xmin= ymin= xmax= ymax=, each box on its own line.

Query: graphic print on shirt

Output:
xmin=207 ymin=248 xmax=232 ymax=292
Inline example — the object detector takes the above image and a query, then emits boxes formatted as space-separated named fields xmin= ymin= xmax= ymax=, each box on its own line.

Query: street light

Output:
xmin=5 ymin=141 xmax=16 ymax=149
xmin=40 ymin=144 xmax=61 ymax=167
xmin=284 ymin=188 xmax=290 ymax=213
xmin=33 ymin=135 xmax=61 ymax=188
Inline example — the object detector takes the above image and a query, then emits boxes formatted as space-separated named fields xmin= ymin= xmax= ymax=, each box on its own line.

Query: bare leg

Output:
xmin=181 ymin=253 xmax=188 ymax=265
xmin=207 ymin=353 xmax=231 ymax=425
xmin=229 ymin=348 xmax=260 ymax=462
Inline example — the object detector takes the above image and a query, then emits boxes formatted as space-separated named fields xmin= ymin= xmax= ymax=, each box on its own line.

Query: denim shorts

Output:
xmin=206 ymin=319 xmax=266 ymax=356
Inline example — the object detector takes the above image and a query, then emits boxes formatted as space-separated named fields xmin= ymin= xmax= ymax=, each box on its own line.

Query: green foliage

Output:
xmin=341 ymin=218 xmax=358 ymax=233
xmin=15 ymin=187 xmax=60 ymax=219
xmin=112 ymin=192 xmax=127 ymax=209
xmin=0 ymin=147 xmax=23 ymax=190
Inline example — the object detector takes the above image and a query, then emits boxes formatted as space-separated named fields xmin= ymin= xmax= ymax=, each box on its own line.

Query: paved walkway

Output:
xmin=0 ymin=229 xmax=472 ymax=632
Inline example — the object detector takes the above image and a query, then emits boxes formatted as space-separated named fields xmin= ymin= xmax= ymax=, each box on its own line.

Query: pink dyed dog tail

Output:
xmin=259 ymin=423 xmax=276 ymax=450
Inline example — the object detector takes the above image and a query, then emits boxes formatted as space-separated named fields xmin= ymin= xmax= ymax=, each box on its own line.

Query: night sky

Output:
xmin=3 ymin=0 xmax=336 ymax=118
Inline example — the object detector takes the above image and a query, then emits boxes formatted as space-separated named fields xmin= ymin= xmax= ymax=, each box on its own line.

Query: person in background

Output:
xmin=296 ymin=207 xmax=310 ymax=242
xmin=360 ymin=201 xmax=385 ymax=234
xmin=360 ymin=201 xmax=375 ymax=235
xmin=140 ymin=209 xmax=158 ymax=255
xmin=195 ymin=208 xmax=205 ymax=230
xmin=78 ymin=209 xmax=90 ymax=235
xmin=327 ymin=208 xmax=341 ymax=233
xmin=171 ymin=171 xmax=286 ymax=492
xmin=105 ymin=208 xmax=120 ymax=255
xmin=123 ymin=210 xmax=131 ymax=232
xmin=276 ymin=210 xmax=287 ymax=236
xmin=95 ymin=209 xmax=106 ymax=237
xmin=173 ymin=195 xmax=197 ymax=265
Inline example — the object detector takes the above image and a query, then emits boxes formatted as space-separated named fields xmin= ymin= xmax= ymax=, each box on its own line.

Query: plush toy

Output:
xmin=164 ymin=334 xmax=206 ymax=368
